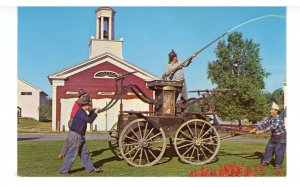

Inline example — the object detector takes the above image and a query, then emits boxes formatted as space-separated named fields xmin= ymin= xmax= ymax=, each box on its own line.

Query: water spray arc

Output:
xmin=227 ymin=14 xmax=286 ymax=33
xmin=162 ymin=14 xmax=286 ymax=80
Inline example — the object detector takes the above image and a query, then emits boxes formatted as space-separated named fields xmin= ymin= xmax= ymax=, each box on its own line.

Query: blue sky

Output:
xmin=18 ymin=7 xmax=286 ymax=98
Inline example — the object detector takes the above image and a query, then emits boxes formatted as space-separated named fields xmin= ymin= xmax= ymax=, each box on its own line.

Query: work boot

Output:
xmin=60 ymin=172 xmax=69 ymax=175
xmin=261 ymin=162 xmax=269 ymax=166
xmin=91 ymin=167 xmax=103 ymax=173
xmin=274 ymin=165 xmax=282 ymax=169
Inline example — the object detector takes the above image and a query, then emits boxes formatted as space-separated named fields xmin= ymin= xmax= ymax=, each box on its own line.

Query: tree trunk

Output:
xmin=238 ymin=119 xmax=242 ymax=130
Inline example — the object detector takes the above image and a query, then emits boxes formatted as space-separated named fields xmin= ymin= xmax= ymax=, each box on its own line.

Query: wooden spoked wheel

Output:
xmin=119 ymin=118 xmax=167 ymax=167
xmin=108 ymin=122 xmax=122 ymax=159
xmin=174 ymin=119 xmax=220 ymax=165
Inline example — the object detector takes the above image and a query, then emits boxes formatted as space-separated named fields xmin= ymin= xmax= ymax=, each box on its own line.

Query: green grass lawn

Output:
xmin=18 ymin=117 xmax=52 ymax=133
xmin=18 ymin=139 xmax=286 ymax=177
xmin=18 ymin=117 xmax=101 ymax=134
xmin=18 ymin=117 xmax=270 ymax=139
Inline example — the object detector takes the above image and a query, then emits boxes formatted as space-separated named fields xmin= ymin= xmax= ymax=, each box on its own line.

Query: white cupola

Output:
xmin=89 ymin=7 xmax=124 ymax=59
xmin=96 ymin=6 xmax=115 ymax=40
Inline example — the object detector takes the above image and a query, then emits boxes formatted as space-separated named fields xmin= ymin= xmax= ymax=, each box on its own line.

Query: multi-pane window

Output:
xmin=21 ymin=92 xmax=32 ymax=95
xmin=94 ymin=71 xmax=119 ymax=79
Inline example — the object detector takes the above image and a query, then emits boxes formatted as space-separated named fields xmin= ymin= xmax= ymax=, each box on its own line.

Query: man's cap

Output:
xmin=78 ymin=89 xmax=87 ymax=97
xmin=271 ymin=102 xmax=279 ymax=110
xmin=77 ymin=95 xmax=92 ymax=105
xmin=168 ymin=49 xmax=177 ymax=62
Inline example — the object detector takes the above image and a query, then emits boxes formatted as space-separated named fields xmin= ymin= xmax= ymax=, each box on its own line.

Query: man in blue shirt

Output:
xmin=60 ymin=95 xmax=101 ymax=174
xmin=58 ymin=88 xmax=87 ymax=159
xmin=250 ymin=102 xmax=286 ymax=169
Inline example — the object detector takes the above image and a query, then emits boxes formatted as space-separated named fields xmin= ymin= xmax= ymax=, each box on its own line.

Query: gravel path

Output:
xmin=18 ymin=133 xmax=268 ymax=143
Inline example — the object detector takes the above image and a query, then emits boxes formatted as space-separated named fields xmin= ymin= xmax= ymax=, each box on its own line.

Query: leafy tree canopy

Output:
xmin=207 ymin=32 xmax=270 ymax=122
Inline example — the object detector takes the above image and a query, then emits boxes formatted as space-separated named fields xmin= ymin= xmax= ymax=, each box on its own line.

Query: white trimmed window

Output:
xmin=94 ymin=71 xmax=120 ymax=79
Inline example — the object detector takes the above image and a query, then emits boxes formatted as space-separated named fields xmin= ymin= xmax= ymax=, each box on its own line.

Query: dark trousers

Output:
xmin=59 ymin=118 xmax=73 ymax=155
xmin=60 ymin=131 xmax=95 ymax=173
xmin=262 ymin=135 xmax=286 ymax=166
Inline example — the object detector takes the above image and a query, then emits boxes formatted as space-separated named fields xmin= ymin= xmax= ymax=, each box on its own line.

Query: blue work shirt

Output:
xmin=256 ymin=115 xmax=286 ymax=136
xmin=70 ymin=108 xmax=97 ymax=136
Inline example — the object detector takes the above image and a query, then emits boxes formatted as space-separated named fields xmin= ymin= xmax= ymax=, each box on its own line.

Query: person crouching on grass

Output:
xmin=60 ymin=95 xmax=102 ymax=174
xmin=250 ymin=102 xmax=286 ymax=169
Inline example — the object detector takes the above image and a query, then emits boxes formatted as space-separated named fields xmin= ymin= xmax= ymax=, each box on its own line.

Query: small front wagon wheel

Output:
xmin=174 ymin=119 xmax=220 ymax=165
xmin=119 ymin=118 xmax=167 ymax=167
xmin=108 ymin=122 xmax=122 ymax=159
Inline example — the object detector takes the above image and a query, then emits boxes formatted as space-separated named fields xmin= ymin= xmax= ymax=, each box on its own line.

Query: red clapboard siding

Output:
xmin=55 ymin=61 xmax=154 ymax=130
xmin=56 ymin=61 xmax=152 ymax=99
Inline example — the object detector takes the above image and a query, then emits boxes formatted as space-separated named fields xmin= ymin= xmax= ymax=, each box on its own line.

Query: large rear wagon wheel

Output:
xmin=174 ymin=119 xmax=220 ymax=165
xmin=108 ymin=122 xmax=122 ymax=159
xmin=119 ymin=118 xmax=167 ymax=167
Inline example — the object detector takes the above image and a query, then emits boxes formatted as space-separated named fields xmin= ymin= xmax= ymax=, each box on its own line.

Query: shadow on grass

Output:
xmin=156 ymin=144 xmax=220 ymax=166
xmin=18 ymin=137 xmax=41 ymax=141
xmin=93 ymin=156 xmax=120 ymax=168
xmin=89 ymin=144 xmax=176 ymax=168
xmin=90 ymin=146 xmax=123 ymax=167
xmin=155 ymin=146 xmax=174 ymax=166
xmin=69 ymin=143 xmax=225 ymax=173
xmin=217 ymin=150 xmax=281 ymax=167
xmin=68 ymin=146 xmax=120 ymax=174
xmin=243 ymin=151 xmax=264 ymax=160
xmin=68 ymin=155 xmax=120 ymax=174
xmin=90 ymin=147 xmax=111 ymax=157
xmin=218 ymin=150 xmax=264 ymax=161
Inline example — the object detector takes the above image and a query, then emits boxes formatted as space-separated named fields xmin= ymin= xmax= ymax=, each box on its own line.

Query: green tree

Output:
xmin=271 ymin=88 xmax=284 ymax=108
xmin=39 ymin=98 xmax=52 ymax=121
xmin=263 ymin=91 xmax=272 ymax=103
xmin=207 ymin=32 xmax=270 ymax=123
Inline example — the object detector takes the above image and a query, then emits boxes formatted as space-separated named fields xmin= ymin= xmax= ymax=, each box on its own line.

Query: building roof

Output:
xmin=95 ymin=6 xmax=115 ymax=13
xmin=48 ymin=52 xmax=160 ymax=84
xmin=17 ymin=77 xmax=48 ymax=96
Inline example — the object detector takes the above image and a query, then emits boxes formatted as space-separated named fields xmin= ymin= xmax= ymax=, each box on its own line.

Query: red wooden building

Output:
xmin=48 ymin=7 xmax=159 ymax=132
